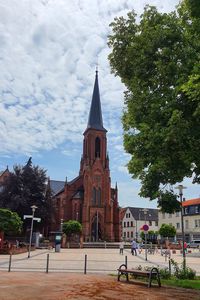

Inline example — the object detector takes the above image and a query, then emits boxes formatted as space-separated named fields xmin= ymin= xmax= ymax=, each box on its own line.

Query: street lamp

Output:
xmin=96 ymin=211 xmax=99 ymax=242
xmin=28 ymin=205 xmax=38 ymax=258
xmin=142 ymin=208 xmax=149 ymax=261
xmin=175 ymin=184 xmax=187 ymax=271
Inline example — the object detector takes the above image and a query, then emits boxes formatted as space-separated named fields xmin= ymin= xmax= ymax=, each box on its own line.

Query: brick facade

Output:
xmin=51 ymin=72 xmax=121 ymax=242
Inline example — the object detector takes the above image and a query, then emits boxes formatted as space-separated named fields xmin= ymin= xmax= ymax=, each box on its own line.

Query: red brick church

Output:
xmin=50 ymin=71 xmax=121 ymax=242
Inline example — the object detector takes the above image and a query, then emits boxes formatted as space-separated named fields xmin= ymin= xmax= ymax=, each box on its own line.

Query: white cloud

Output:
xmin=0 ymin=0 xmax=179 ymax=156
xmin=118 ymin=181 xmax=157 ymax=208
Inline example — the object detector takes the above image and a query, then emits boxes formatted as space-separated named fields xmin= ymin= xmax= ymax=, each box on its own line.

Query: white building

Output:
xmin=158 ymin=198 xmax=200 ymax=242
xmin=122 ymin=207 xmax=159 ymax=241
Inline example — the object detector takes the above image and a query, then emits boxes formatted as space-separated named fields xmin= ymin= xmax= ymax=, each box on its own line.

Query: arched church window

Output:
xmin=97 ymin=188 xmax=101 ymax=206
xmin=95 ymin=137 xmax=100 ymax=158
xmin=92 ymin=187 xmax=96 ymax=205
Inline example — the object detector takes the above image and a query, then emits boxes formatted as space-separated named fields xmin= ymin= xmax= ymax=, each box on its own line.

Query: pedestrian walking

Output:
xmin=131 ymin=240 xmax=137 ymax=256
xmin=184 ymin=241 xmax=188 ymax=253
xmin=119 ymin=240 xmax=124 ymax=255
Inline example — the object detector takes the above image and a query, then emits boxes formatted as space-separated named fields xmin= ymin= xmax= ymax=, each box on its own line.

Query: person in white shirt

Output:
xmin=119 ymin=240 xmax=125 ymax=254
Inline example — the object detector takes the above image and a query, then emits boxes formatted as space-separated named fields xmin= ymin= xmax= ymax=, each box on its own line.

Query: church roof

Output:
xmin=86 ymin=71 xmax=106 ymax=132
xmin=50 ymin=180 xmax=65 ymax=195
xmin=50 ymin=176 xmax=82 ymax=196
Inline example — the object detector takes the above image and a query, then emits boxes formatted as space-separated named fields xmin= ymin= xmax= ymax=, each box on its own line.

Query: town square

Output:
xmin=1 ymin=0 xmax=200 ymax=299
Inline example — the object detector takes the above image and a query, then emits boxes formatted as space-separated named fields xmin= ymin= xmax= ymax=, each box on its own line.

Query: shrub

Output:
xmin=171 ymin=259 xmax=196 ymax=280
xmin=159 ymin=267 xmax=171 ymax=279
xmin=135 ymin=265 xmax=142 ymax=270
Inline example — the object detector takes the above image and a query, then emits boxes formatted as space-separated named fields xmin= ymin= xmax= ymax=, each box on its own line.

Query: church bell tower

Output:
xmin=80 ymin=70 xmax=115 ymax=241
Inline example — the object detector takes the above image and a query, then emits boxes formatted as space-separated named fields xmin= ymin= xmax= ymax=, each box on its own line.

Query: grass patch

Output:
xmin=162 ymin=278 xmax=200 ymax=290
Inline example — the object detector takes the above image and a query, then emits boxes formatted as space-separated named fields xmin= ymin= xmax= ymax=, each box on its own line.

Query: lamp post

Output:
xmin=175 ymin=184 xmax=187 ymax=271
xmin=142 ymin=208 xmax=149 ymax=261
xmin=28 ymin=205 xmax=38 ymax=258
xmin=135 ymin=220 xmax=138 ymax=240
xmin=96 ymin=211 xmax=99 ymax=242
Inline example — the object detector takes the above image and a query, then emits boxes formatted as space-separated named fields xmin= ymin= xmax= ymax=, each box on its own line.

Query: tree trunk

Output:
xmin=0 ymin=231 xmax=4 ymax=249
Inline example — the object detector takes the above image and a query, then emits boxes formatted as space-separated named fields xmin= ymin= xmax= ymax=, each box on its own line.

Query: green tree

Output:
xmin=0 ymin=208 xmax=22 ymax=234
xmin=140 ymin=231 xmax=145 ymax=241
xmin=62 ymin=220 xmax=82 ymax=238
xmin=0 ymin=158 xmax=52 ymax=229
xmin=159 ymin=223 xmax=176 ymax=238
xmin=108 ymin=1 xmax=200 ymax=212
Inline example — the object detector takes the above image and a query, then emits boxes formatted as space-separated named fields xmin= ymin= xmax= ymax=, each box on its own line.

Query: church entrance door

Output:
xmin=91 ymin=212 xmax=102 ymax=242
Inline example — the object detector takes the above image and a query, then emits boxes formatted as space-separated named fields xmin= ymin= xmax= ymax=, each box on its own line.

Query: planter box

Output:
xmin=0 ymin=246 xmax=35 ymax=255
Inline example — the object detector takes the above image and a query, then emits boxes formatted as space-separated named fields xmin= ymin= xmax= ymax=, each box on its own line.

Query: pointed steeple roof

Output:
xmin=86 ymin=70 xmax=106 ymax=132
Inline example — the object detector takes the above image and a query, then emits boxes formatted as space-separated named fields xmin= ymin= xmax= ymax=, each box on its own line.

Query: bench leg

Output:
xmin=148 ymin=275 xmax=152 ymax=288
xmin=157 ymin=273 xmax=161 ymax=287
xmin=117 ymin=271 xmax=121 ymax=281
xmin=117 ymin=271 xmax=129 ymax=282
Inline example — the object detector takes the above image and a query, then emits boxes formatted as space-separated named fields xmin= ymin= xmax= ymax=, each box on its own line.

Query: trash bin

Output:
xmin=55 ymin=234 xmax=62 ymax=252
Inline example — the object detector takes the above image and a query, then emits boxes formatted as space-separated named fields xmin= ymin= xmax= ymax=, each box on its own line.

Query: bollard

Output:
xmin=168 ymin=258 xmax=171 ymax=276
xmin=165 ymin=251 xmax=167 ymax=262
xmin=125 ymin=255 xmax=127 ymax=268
xmin=46 ymin=253 xmax=49 ymax=273
xmin=84 ymin=254 xmax=87 ymax=274
xmin=8 ymin=254 xmax=12 ymax=272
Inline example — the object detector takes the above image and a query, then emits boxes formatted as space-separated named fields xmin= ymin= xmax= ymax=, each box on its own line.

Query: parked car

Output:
xmin=187 ymin=240 xmax=200 ymax=248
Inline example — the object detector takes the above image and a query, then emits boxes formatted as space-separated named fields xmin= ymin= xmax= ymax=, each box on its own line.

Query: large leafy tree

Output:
xmin=0 ymin=208 xmax=23 ymax=247
xmin=62 ymin=220 xmax=82 ymax=238
xmin=108 ymin=0 xmax=200 ymax=212
xmin=0 ymin=208 xmax=23 ymax=234
xmin=159 ymin=223 xmax=176 ymax=238
xmin=0 ymin=158 xmax=52 ymax=229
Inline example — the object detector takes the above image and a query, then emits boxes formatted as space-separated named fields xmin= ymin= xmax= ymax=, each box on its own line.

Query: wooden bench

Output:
xmin=117 ymin=264 xmax=161 ymax=288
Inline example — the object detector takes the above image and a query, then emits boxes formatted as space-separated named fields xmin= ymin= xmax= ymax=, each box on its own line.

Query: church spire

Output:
xmin=86 ymin=70 xmax=106 ymax=132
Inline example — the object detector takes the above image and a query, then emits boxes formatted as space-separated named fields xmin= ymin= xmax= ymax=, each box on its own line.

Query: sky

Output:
xmin=1 ymin=0 xmax=198 ymax=209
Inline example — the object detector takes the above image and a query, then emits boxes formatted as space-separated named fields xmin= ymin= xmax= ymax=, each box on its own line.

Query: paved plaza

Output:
xmin=0 ymin=247 xmax=200 ymax=275
xmin=0 ymin=248 xmax=200 ymax=300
